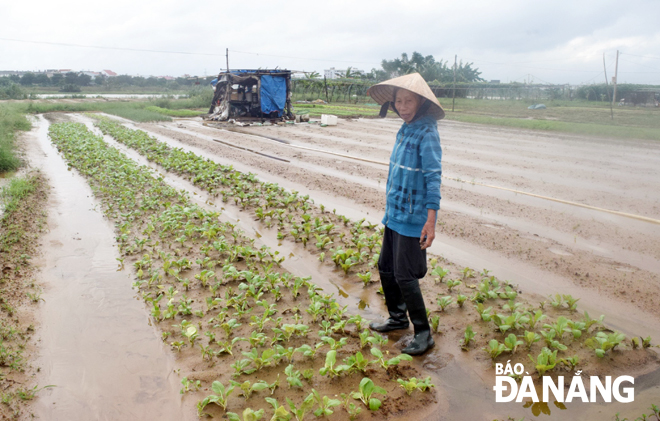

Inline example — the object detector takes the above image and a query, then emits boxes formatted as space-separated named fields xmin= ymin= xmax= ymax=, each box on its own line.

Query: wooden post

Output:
xmin=226 ymin=48 xmax=229 ymax=73
xmin=612 ymin=50 xmax=619 ymax=109
xmin=603 ymin=53 xmax=613 ymax=120
xmin=452 ymin=54 xmax=457 ymax=112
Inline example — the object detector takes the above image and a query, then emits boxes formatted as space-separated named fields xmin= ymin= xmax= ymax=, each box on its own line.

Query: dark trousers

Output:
xmin=378 ymin=226 xmax=428 ymax=282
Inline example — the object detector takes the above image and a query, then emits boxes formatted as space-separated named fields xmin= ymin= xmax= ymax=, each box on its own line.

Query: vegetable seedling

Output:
xmin=351 ymin=377 xmax=387 ymax=411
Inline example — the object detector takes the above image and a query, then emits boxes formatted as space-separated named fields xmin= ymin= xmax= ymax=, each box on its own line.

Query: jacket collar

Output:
xmin=402 ymin=114 xmax=436 ymax=129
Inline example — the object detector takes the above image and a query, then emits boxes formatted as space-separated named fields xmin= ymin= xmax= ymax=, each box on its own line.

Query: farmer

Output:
xmin=366 ymin=73 xmax=444 ymax=355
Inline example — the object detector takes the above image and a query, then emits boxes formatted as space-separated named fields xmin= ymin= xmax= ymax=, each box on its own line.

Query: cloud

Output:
xmin=1 ymin=0 xmax=659 ymax=83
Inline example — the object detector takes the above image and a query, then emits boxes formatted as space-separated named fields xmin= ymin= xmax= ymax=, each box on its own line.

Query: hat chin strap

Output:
xmin=379 ymin=101 xmax=391 ymax=118
xmin=409 ymin=99 xmax=431 ymax=123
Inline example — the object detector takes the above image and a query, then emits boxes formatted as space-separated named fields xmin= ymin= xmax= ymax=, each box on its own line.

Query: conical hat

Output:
xmin=367 ymin=73 xmax=445 ymax=120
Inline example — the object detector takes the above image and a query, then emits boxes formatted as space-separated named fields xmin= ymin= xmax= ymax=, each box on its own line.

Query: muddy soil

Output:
xmin=14 ymin=112 xmax=660 ymax=421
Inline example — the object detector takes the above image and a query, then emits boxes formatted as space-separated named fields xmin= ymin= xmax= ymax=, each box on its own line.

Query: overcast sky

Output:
xmin=3 ymin=0 xmax=660 ymax=85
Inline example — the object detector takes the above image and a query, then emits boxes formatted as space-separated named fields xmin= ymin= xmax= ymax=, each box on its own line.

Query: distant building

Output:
xmin=102 ymin=70 xmax=117 ymax=77
xmin=324 ymin=67 xmax=365 ymax=79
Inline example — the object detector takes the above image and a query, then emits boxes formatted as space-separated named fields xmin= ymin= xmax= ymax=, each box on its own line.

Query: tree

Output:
xmin=19 ymin=72 xmax=35 ymax=86
xmin=381 ymin=52 xmax=483 ymax=83
xmin=34 ymin=73 xmax=50 ymax=86
xmin=65 ymin=72 xmax=78 ymax=85
xmin=51 ymin=73 xmax=64 ymax=86
xmin=76 ymin=74 xmax=92 ymax=86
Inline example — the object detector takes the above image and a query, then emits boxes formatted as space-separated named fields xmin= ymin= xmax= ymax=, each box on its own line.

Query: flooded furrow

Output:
xmin=28 ymin=115 xmax=190 ymax=420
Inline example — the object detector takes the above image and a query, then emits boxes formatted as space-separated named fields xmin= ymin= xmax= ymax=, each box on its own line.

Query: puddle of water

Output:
xmin=28 ymin=115 xmax=188 ymax=420
xmin=481 ymin=223 xmax=503 ymax=230
xmin=548 ymin=247 xmax=573 ymax=256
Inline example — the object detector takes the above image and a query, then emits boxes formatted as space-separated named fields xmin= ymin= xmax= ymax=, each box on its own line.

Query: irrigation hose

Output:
xmin=209 ymin=127 xmax=660 ymax=225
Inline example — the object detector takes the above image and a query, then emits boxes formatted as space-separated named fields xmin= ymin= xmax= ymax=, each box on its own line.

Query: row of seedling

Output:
xmin=92 ymin=116 xmax=384 ymax=279
xmin=49 ymin=122 xmax=431 ymax=419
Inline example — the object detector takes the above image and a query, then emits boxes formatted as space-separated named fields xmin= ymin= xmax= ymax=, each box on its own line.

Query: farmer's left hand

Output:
xmin=420 ymin=220 xmax=436 ymax=250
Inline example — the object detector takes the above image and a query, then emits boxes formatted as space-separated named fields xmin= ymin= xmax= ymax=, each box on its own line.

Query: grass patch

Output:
xmin=0 ymin=170 xmax=50 ymax=418
xmin=445 ymin=114 xmax=660 ymax=141
xmin=25 ymin=102 xmax=172 ymax=122
xmin=0 ymin=177 xmax=35 ymax=216
xmin=295 ymin=99 xmax=660 ymax=141
xmin=293 ymin=103 xmax=382 ymax=117
xmin=0 ymin=104 xmax=30 ymax=172
xmin=145 ymin=106 xmax=203 ymax=117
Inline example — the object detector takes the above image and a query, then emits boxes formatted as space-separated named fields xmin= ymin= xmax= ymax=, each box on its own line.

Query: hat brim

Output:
xmin=367 ymin=73 xmax=445 ymax=120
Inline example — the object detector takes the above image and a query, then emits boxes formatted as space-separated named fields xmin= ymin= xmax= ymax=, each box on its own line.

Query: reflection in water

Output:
xmin=523 ymin=399 xmax=567 ymax=417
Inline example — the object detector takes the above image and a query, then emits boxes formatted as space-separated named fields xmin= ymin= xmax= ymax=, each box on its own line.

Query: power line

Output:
xmin=0 ymin=36 xmax=225 ymax=57
xmin=229 ymin=50 xmax=380 ymax=66
xmin=0 ymin=37 xmax=381 ymax=67
xmin=622 ymin=52 xmax=660 ymax=61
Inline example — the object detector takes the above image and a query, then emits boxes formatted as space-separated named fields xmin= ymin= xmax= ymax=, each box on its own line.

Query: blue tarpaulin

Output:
xmin=260 ymin=75 xmax=286 ymax=116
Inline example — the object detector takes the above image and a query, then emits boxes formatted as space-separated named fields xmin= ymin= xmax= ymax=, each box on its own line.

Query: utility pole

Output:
xmin=603 ymin=53 xmax=613 ymax=120
xmin=226 ymin=48 xmax=229 ymax=73
xmin=452 ymin=54 xmax=457 ymax=112
xmin=612 ymin=50 xmax=619 ymax=108
xmin=323 ymin=76 xmax=329 ymax=103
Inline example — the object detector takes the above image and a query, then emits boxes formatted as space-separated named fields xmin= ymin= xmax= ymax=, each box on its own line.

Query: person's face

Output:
xmin=395 ymin=89 xmax=422 ymax=123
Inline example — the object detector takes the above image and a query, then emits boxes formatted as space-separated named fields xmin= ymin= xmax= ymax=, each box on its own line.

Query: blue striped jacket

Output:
xmin=382 ymin=114 xmax=442 ymax=237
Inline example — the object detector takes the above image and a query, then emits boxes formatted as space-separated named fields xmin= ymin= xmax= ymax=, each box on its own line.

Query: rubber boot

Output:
xmin=369 ymin=272 xmax=409 ymax=332
xmin=399 ymin=279 xmax=434 ymax=355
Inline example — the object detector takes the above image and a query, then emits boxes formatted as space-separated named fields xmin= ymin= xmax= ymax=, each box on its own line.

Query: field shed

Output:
xmin=208 ymin=69 xmax=294 ymax=121
xmin=621 ymin=89 xmax=660 ymax=106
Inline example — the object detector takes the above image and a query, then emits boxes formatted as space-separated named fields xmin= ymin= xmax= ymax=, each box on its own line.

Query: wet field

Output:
xmin=23 ymin=114 xmax=660 ymax=420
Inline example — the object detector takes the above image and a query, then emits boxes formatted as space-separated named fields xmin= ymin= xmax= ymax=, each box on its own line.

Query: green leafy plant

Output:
xmin=311 ymin=389 xmax=341 ymax=417
xmin=198 ymin=381 xmax=235 ymax=412
xmin=265 ymin=397 xmax=292 ymax=421
xmin=528 ymin=347 xmax=558 ymax=375
xmin=522 ymin=331 xmax=541 ymax=349
xmin=285 ymin=364 xmax=303 ymax=388
xmin=484 ymin=339 xmax=506 ymax=361
xmin=370 ymin=347 xmax=413 ymax=369
xmin=437 ymin=295 xmax=454 ymax=311
xmin=585 ymin=331 xmax=626 ymax=358
xmin=504 ymin=333 xmax=524 ymax=353
xmin=462 ymin=325 xmax=476 ymax=350
xmin=286 ymin=392 xmax=315 ymax=421
xmin=226 ymin=408 xmax=266 ymax=421
xmin=397 ymin=376 xmax=435 ymax=395
xmin=351 ymin=377 xmax=387 ymax=411
xmin=231 ymin=380 xmax=270 ymax=400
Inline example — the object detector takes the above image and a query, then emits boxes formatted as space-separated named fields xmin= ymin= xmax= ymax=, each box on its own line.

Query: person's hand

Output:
xmin=419 ymin=220 xmax=436 ymax=250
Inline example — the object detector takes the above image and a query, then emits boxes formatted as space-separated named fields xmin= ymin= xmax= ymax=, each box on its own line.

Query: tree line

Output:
xmin=0 ymin=72 xmax=214 ymax=91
